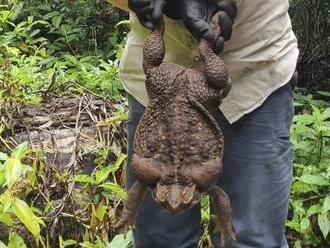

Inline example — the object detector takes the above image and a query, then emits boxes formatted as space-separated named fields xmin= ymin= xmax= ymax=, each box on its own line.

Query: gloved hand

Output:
xmin=128 ymin=0 xmax=180 ymax=29
xmin=180 ymin=0 xmax=237 ymax=54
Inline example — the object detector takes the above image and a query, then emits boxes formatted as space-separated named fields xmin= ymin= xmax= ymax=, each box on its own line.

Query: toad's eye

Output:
xmin=179 ymin=176 xmax=193 ymax=186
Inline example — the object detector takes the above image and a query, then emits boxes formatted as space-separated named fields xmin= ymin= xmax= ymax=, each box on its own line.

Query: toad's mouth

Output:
xmin=151 ymin=183 xmax=202 ymax=213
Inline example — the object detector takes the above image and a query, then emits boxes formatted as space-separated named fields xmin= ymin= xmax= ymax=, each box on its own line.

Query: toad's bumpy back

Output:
xmin=116 ymin=13 xmax=235 ymax=248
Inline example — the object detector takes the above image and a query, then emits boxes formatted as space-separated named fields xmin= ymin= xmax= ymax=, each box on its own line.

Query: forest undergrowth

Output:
xmin=0 ymin=0 xmax=329 ymax=247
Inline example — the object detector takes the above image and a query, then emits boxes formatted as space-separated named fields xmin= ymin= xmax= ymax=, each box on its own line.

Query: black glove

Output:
xmin=180 ymin=0 xmax=237 ymax=54
xmin=128 ymin=0 xmax=181 ymax=29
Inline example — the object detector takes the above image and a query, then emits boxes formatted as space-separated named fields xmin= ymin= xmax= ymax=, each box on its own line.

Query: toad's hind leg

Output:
xmin=209 ymin=186 xmax=236 ymax=248
xmin=115 ymin=181 xmax=147 ymax=234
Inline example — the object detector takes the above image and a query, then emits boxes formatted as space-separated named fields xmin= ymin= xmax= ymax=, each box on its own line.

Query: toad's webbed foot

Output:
xmin=115 ymin=181 xmax=147 ymax=234
xmin=209 ymin=186 xmax=236 ymax=247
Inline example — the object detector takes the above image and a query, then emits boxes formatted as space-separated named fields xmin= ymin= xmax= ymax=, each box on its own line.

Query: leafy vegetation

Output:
xmin=0 ymin=139 xmax=132 ymax=247
xmin=0 ymin=0 xmax=329 ymax=247
xmin=0 ymin=0 xmax=132 ymax=247
xmin=287 ymin=90 xmax=330 ymax=247
xmin=0 ymin=0 xmax=128 ymax=110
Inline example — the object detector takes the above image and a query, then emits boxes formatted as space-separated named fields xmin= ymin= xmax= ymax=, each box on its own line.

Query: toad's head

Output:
xmin=133 ymin=154 xmax=222 ymax=213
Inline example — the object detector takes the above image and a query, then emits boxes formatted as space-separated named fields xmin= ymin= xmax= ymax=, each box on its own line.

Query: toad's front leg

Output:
xmin=209 ymin=185 xmax=236 ymax=248
xmin=198 ymin=12 xmax=231 ymax=98
xmin=115 ymin=181 xmax=147 ymax=234
xmin=142 ymin=17 xmax=165 ymax=75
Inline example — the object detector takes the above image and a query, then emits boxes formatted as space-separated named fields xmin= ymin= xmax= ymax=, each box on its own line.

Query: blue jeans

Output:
xmin=126 ymin=79 xmax=296 ymax=248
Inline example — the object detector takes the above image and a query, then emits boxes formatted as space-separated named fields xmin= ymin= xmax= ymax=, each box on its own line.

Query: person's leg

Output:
xmin=126 ymin=95 xmax=201 ymax=248
xmin=210 ymin=80 xmax=295 ymax=248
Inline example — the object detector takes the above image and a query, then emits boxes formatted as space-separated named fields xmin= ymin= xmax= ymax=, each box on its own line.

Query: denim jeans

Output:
xmin=126 ymin=78 xmax=296 ymax=248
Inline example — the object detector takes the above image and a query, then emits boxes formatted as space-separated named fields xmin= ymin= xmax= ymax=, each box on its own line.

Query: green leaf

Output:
xmin=15 ymin=21 xmax=27 ymax=30
xmin=96 ymin=153 xmax=127 ymax=184
xmin=114 ymin=153 xmax=127 ymax=170
xmin=27 ymin=16 xmax=33 ymax=24
xmin=4 ymin=158 xmax=22 ymax=186
xmin=8 ymin=232 xmax=26 ymax=248
xmin=62 ymin=240 xmax=77 ymax=247
xmin=293 ymin=114 xmax=316 ymax=125
xmin=291 ymin=181 xmax=314 ymax=193
xmin=11 ymin=197 xmax=43 ymax=237
xmin=100 ymin=182 xmax=127 ymax=200
xmin=297 ymin=175 xmax=330 ymax=186
xmin=59 ymin=236 xmax=77 ymax=248
xmin=286 ymin=220 xmax=300 ymax=232
xmin=0 ymin=191 xmax=13 ymax=213
xmin=318 ymin=213 xmax=330 ymax=239
xmin=0 ymin=11 xmax=11 ymax=22
xmin=63 ymin=54 xmax=78 ymax=64
xmin=322 ymin=108 xmax=330 ymax=121
xmin=300 ymin=217 xmax=310 ymax=230
xmin=294 ymin=240 xmax=302 ymax=248
xmin=0 ymin=212 xmax=14 ymax=226
xmin=95 ymin=167 xmax=112 ymax=184
xmin=31 ymin=20 xmax=49 ymax=26
xmin=74 ymin=174 xmax=96 ymax=184
xmin=292 ymin=125 xmax=317 ymax=140
xmin=11 ymin=143 xmax=28 ymax=159
xmin=6 ymin=47 xmax=21 ymax=56
xmin=311 ymin=104 xmax=322 ymax=115
xmin=107 ymin=231 xmax=132 ymax=248
xmin=29 ymin=37 xmax=48 ymax=45
xmin=29 ymin=29 xmax=40 ymax=38
xmin=95 ymin=204 xmax=107 ymax=221
xmin=52 ymin=15 xmax=62 ymax=28
xmin=317 ymin=91 xmax=330 ymax=97
xmin=324 ymin=196 xmax=330 ymax=212
xmin=293 ymin=102 xmax=304 ymax=107
xmin=43 ymin=11 xmax=60 ymax=20
xmin=0 ymin=152 xmax=8 ymax=161
xmin=0 ymin=164 xmax=5 ymax=186
xmin=97 ymin=112 xmax=128 ymax=126
xmin=4 ymin=158 xmax=32 ymax=187
xmin=94 ymin=237 xmax=106 ymax=248
xmin=115 ymin=19 xmax=130 ymax=28
xmin=79 ymin=242 xmax=94 ymax=248
xmin=0 ymin=240 xmax=7 ymax=248
xmin=307 ymin=204 xmax=322 ymax=216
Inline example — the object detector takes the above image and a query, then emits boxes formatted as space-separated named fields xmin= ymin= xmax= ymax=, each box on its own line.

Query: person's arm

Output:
xmin=106 ymin=0 xmax=129 ymax=12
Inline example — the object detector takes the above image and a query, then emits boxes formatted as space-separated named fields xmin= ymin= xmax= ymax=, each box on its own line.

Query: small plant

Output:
xmin=0 ymin=0 xmax=127 ymax=112
xmin=0 ymin=140 xmax=132 ymax=247
xmin=0 ymin=142 xmax=45 ymax=247
xmin=287 ymin=90 xmax=330 ymax=247
xmin=74 ymin=152 xmax=128 ymax=200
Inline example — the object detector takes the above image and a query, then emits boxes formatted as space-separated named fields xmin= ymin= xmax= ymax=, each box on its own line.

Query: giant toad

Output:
xmin=116 ymin=13 xmax=235 ymax=246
